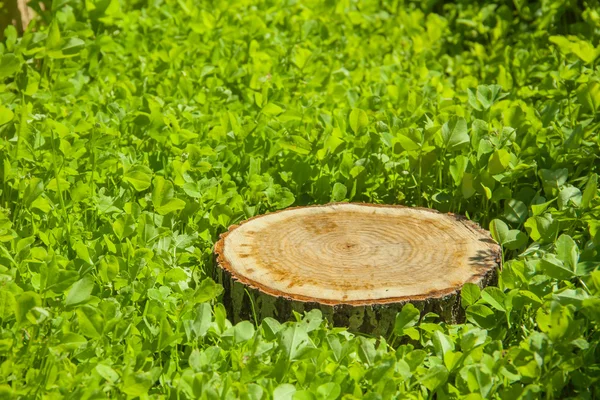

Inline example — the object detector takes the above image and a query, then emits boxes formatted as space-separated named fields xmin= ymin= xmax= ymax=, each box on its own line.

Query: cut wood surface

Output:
xmin=214 ymin=203 xmax=501 ymax=335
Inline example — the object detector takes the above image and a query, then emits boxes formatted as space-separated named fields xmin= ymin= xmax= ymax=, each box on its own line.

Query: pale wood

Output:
xmin=214 ymin=203 xmax=500 ymax=335
xmin=17 ymin=0 xmax=34 ymax=30
xmin=1 ymin=0 xmax=34 ymax=37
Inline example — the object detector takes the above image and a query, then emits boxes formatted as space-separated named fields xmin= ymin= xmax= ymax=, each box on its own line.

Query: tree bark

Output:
xmin=214 ymin=203 xmax=501 ymax=336
xmin=0 ymin=0 xmax=33 ymax=39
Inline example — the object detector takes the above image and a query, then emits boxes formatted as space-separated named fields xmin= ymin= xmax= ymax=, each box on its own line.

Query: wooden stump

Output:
xmin=214 ymin=203 xmax=500 ymax=336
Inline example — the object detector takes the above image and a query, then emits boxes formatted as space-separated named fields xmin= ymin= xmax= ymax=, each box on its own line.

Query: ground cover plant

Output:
xmin=1 ymin=0 xmax=600 ymax=398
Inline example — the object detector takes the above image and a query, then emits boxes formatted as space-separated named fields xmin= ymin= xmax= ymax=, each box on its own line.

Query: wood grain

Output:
xmin=214 ymin=203 xmax=501 ymax=334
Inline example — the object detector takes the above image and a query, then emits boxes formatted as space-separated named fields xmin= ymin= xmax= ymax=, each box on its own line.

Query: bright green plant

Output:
xmin=0 ymin=0 xmax=599 ymax=398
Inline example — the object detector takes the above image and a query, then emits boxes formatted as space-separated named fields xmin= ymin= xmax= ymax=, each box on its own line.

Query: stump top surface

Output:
xmin=215 ymin=204 xmax=500 ymax=305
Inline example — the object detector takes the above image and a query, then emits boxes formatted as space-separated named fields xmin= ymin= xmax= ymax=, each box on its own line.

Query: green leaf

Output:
xmin=191 ymin=303 xmax=212 ymax=338
xmin=432 ymin=331 xmax=454 ymax=359
xmin=0 ymin=106 xmax=14 ymax=126
xmin=46 ymin=20 xmax=62 ymax=50
xmin=582 ymin=173 xmax=598 ymax=209
xmin=292 ymin=47 xmax=312 ymax=69
xmin=524 ymin=214 xmax=559 ymax=243
xmin=331 ymin=182 xmax=347 ymax=202
xmin=262 ymin=318 xmax=282 ymax=341
xmin=95 ymin=364 xmax=119 ymax=383
xmin=504 ymin=199 xmax=528 ymax=225
xmin=465 ymin=366 xmax=494 ymax=397
xmin=262 ymin=102 xmax=284 ymax=115
xmin=558 ymin=185 xmax=581 ymax=209
xmin=0 ymin=54 xmax=21 ymax=79
xmin=476 ymin=84 xmax=503 ymax=110
xmin=488 ymin=149 xmax=511 ymax=175
xmin=165 ymin=267 xmax=188 ymax=283
xmin=469 ymin=84 xmax=505 ymax=111
xmin=56 ymin=332 xmax=88 ymax=352
xmin=274 ymin=384 xmax=296 ymax=400
xmin=481 ymin=287 xmax=506 ymax=312
xmin=279 ymin=324 xmax=316 ymax=361
xmin=489 ymin=219 xmax=509 ymax=245
xmin=15 ymin=292 xmax=41 ymax=326
xmin=461 ymin=283 xmax=481 ymax=308
xmin=227 ymin=320 xmax=255 ymax=344
xmin=540 ymin=168 xmax=568 ymax=190
xmin=466 ymin=304 xmax=497 ymax=329
xmin=462 ymin=173 xmax=476 ymax=199
xmin=293 ymin=391 xmax=316 ymax=400
xmin=460 ymin=327 xmax=487 ymax=352
xmin=152 ymin=176 xmax=186 ymax=215
xmin=441 ymin=116 xmax=469 ymax=151
xmin=503 ymin=230 xmax=528 ymax=250
xmin=280 ymin=135 xmax=312 ymax=155
xmin=65 ymin=275 xmax=94 ymax=307
xmin=101 ymin=253 xmax=119 ymax=279
xmin=549 ymin=35 xmax=599 ymax=64
xmin=61 ymin=38 xmax=86 ymax=56
xmin=193 ymin=278 xmax=223 ymax=303
xmin=531 ymin=198 xmax=556 ymax=216
xmin=357 ymin=336 xmax=377 ymax=366
xmin=157 ymin=316 xmax=177 ymax=351
xmin=349 ymin=108 xmax=369 ymax=133
xmin=419 ymin=365 xmax=448 ymax=392
xmin=23 ymin=178 xmax=44 ymax=208
xmin=555 ymin=234 xmax=579 ymax=271
xmin=123 ymin=165 xmax=153 ymax=191
xmin=396 ymin=131 xmax=420 ymax=151
xmin=316 ymin=382 xmax=341 ymax=400
xmin=0 ymin=290 xmax=17 ymax=320
xmin=121 ymin=370 xmax=157 ymax=397
xmin=394 ymin=303 xmax=420 ymax=335
xmin=540 ymin=255 xmax=574 ymax=281
xmin=76 ymin=305 xmax=104 ymax=338
xmin=577 ymin=80 xmax=600 ymax=112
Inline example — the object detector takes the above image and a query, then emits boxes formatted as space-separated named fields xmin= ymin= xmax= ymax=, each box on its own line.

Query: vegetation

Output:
xmin=1 ymin=0 xmax=600 ymax=398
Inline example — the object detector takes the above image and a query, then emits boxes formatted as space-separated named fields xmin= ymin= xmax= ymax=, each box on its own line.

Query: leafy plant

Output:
xmin=0 ymin=0 xmax=599 ymax=398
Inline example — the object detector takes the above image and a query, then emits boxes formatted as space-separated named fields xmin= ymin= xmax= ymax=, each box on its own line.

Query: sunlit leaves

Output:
xmin=0 ymin=106 xmax=14 ymax=126
xmin=152 ymin=176 xmax=186 ymax=215
xmin=0 ymin=290 xmax=16 ymax=320
xmin=461 ymin=283 xmax=481 ymax=308
xmin=577 ymin=80 xmax=600 ymax=113
xmin=65 ymin=275 xmax=94 ymax=307
xmin=123 ymin=165 xmax=153 ymax=191
xmin=349 ymin=108 xmax=369 ymax=134
xmin=524 ymin=214 xmax=559 ymax=243
xmin=331 ymin=182 xmax=347 ymax=202
xmin=441 ymin=117 xmax=469 ymax=151
xmin=0 ymin=0 xmax=599 ymax=398
xmin=549 ymin=35 xmax=600 ymax=64
xmin=394 ymin=303 xmax=420 ymax=339
xmin=582 ymin=173 xmax=598 ymax=209
xmin=15 ymin=292 xmax=41 ymax=326
xmin=76 ymin=305 xmax=104 ymax=338
xmin=468 ymin=84 xmax=506 ymax=111
xmin=0 ymin=54 xmax=21 ymax=79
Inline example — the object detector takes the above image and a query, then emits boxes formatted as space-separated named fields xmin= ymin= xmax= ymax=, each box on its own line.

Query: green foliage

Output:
xmin=0 ymin=0 xmax=600 ymax=398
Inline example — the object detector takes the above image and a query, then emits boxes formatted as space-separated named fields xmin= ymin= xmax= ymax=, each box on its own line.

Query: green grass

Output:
xmin=1 ymin=0 xmax=600 ymax=398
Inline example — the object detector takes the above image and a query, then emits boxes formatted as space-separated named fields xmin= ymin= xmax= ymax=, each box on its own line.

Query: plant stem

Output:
xmin=50 ymin=128 xmax=70 ymax=239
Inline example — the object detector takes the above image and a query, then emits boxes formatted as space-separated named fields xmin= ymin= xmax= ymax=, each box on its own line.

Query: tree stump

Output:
xmin=214 ymin=203 xmax=501 ymax=336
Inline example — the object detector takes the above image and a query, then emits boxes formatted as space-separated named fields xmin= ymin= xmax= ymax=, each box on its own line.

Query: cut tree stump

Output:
xmin=214 ymin=203 xmax=501 ymax=336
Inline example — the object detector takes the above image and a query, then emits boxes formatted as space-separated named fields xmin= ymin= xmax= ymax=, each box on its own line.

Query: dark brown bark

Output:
xmin=0 ymin=0 xmax=33 ymax=39
xmin=213 ymin=257 xmax=498 ymax=337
